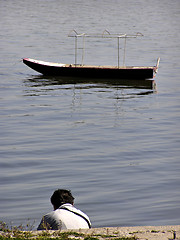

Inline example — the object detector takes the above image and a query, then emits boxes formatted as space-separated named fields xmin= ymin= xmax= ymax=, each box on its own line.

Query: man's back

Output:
xmin=37 ymin=203 xmax=91 ymax=230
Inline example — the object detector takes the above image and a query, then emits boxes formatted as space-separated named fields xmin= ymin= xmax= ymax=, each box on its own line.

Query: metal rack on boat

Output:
xmin=68 ymin=30 xmax=143 ymax=68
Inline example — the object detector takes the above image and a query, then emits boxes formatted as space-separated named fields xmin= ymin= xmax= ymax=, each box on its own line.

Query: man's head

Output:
xmin=50 ymin=189 xmax=74 ymax=210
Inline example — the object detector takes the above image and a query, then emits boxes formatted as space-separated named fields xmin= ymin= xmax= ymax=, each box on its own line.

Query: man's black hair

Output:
xmin=50 ymin=189 xmax=74 ymax=209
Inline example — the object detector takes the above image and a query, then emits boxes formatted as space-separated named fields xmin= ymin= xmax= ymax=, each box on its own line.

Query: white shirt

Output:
xmin=37 ymin=203 xmax=91 ymax=230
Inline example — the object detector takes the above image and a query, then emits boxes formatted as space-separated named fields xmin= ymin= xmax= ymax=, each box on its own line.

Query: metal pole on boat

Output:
xmin=75 ymin=36 xmax=77 ymax=66
xmin=123 ymin=35 xmax=127 ymax=66
xmin=118 ymin=36 xmax=120 ymax=68
xmin=81 ymin=34 xmax=85 ymax=66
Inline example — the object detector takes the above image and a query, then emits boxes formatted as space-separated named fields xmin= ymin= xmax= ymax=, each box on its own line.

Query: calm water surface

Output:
xmin=0 ymin=0 xmax=180 ymax=229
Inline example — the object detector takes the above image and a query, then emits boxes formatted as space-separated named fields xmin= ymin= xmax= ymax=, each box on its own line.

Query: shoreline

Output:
xmin=75 ymin=225 xmax=180 ymax=239
xmin=0 ymin=225 xmax=180 ymax=240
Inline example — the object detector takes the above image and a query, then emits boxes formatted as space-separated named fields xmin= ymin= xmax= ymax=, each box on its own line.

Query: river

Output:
xmin=0 ymin=0 xmax=180 ymax=229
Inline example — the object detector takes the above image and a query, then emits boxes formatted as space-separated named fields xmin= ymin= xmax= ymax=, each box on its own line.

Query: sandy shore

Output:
xmin=42 ymin=225 xmax=180 ymax=240
xmin=1 ymin=225 xmax=180 ymax=239
xmin=73 ymin=225 xmax=180 ymax=240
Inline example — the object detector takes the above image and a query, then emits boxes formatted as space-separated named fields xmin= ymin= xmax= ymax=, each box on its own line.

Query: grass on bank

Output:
xmin=0 ymin=221 xmax=137 ymax=240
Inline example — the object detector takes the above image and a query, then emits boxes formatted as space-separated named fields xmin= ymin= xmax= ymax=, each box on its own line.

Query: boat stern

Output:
xmin=153 ymin=57 xmax=160 ymax=77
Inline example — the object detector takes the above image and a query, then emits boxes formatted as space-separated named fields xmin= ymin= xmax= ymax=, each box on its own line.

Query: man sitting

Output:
xmin=37 ymin=189 xmax=91 ymax=230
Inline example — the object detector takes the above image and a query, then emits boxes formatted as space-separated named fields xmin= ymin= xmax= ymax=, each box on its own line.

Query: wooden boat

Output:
xmin=23 ymin=30 xmax=160 ymax=80
xmin=23 ymin=58 xmax=160 ymax=79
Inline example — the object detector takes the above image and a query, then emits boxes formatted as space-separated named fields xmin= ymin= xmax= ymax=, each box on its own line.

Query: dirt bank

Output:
xmin=0 ymin=225 xmax=180 ymax=240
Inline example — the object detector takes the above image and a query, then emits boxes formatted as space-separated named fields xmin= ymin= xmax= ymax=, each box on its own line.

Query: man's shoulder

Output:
xmin=44 ymin=210 xmax=54 ymax=216
xmin=43 ymin=210 xmax=56 ymax=219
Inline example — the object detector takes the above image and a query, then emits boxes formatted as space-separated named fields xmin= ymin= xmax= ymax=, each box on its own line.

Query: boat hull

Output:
xmin=23 ymin=58 xmax=157 ymax=80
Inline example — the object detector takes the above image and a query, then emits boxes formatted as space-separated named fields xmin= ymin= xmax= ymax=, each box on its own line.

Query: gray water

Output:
xmin=0 ymin=0 xmax=180 ymax=229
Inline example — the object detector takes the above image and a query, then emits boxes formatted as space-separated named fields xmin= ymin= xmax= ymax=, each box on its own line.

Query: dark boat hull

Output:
xmin=23 ymin=58 xmax=158 ymax=80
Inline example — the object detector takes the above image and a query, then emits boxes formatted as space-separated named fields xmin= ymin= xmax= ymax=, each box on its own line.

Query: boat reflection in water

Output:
xmin=24 ymin=75 xmax=157 ymax=95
